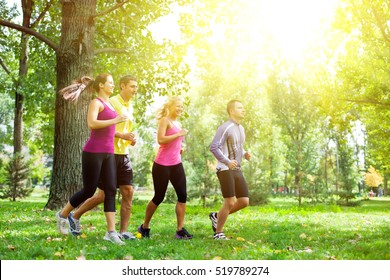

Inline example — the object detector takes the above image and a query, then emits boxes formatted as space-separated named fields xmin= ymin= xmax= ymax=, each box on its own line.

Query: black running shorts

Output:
xmin=217 ymin=169 xmax=249 ymax=198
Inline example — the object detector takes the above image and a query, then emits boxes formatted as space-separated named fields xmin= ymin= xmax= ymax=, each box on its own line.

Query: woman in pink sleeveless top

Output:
xmin=55 ymin=74 xmax=128 ymax=245
xmin=138 ymin=96 xmax=193 ymax=239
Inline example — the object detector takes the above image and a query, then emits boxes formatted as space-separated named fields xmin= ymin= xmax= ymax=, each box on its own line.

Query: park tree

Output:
xmin=0 ymin=0 xmax=191 ymax=209
xmin=266 ymin=62 xmax=322 ymax=206
xmin=364 ymin=166 xmax=383 ymax=190
xmin=333 ymin=0 xmax=390 ymax=192
xmin=0 ymin=0 xmax=56 ymax=198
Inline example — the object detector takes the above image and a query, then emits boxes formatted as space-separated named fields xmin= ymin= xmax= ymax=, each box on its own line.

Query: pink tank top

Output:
xmin=154 ymin=123 xmax=183 ymax=166
xmin=83 ymin=98 xmax=118 ymax=153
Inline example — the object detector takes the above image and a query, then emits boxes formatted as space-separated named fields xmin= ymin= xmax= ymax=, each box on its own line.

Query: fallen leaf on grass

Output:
xmin=87 ymin=223 xmax=96 ymax=231
xmin=213 ymin=256 xmax=222 ymax=260
xmin=364 ymin=220 xmax=372 ymax=225
xmin=299 ymin=233 xmax=307 ymax=239
xmin=47 ymin=236 xmax=63 ymax=242
xmin=54 ymin=251 xmax=64 ymax=257
xmin=348 ymin=233 xmax=362 ymax=244
xmin=8 ymin=245 xmax=16 ymax=251
xmin=124 ymin=255 xmax=134 ymax=260
xmin=297 ymin=247 xmax=313 ymax=253
xmin=236 ymin=237 xmax=246 ymax=241
xmin=76 ymin=254 xmax=86 ymax=260
xmin=80 ymin=233 xmax=87 ymax=239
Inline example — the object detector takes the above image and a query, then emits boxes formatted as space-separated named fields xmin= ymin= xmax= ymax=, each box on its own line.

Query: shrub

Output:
xmin=0 ymin=154 xmax=33 ymax=201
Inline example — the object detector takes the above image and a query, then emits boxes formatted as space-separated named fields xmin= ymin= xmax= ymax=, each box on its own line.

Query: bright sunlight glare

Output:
xmin=255 ymin=0 xmax=340 ymax=60
xmin=150 ymin=0 xmax=340 ymax=61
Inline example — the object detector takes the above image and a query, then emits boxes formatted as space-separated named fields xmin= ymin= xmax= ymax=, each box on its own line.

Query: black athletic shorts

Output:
xmin=217 ymin=169 xmax=249 ymax=198
xmin=98 ymin=154 xmax=133 ymax=189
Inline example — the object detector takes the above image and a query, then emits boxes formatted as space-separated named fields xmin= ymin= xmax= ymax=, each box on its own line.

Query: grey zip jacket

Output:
xmin=210 ymin=119 xmax=246 ymax=172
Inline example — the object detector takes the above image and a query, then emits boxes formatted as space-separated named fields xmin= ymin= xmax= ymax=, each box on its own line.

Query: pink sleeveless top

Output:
xmin=154 ymin=122 xmax=183 ymax=166
xmin=83 ymin=98 xmax=117 ymax=153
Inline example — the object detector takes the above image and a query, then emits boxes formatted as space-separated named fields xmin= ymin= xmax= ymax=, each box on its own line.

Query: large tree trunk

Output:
xmin=46 ymin=0 xmax=96 ymax=209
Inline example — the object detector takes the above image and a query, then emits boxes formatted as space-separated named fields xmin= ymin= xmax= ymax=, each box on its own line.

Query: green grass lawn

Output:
xmin=1 ymin=189 xmax=389 ymax=260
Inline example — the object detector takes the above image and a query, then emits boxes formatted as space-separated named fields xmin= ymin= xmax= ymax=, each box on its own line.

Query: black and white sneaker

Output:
xmin=209 ymin=212 xmax=218 ymax=233
xmin=68 ymin=213 xmax=81 ymax=236
xmin=214 ymin=232 xmax=229 ymax=240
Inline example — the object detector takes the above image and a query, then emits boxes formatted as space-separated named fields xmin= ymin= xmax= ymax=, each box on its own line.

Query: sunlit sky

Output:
xmin=150 ymin=0 xmax=340 ymax=61
xmin=256 ymin=0 xmax=340 ymax=59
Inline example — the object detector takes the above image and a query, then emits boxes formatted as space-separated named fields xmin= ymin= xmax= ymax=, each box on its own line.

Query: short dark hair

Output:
xmin=227 ymin=99 xmax=242 ymax=115
xmin=120 ymin=75 xmax=137 ymax=86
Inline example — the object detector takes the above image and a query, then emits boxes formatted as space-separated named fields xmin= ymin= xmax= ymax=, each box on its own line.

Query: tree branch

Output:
xmin=94 ymin=0 xmax=131 ymax=18
xmin=0 ymin=57 xmax=17 ymax=83
xmin=30 ymin=0 xmax=55 ymax=29
xmin=0 ymin=57 xmax=11 ymax=75
xmin=94 ymin=48 xmax=129 ymax=55
xmin=0 ymin=19 xmax=58 ymax=51
xmin=372 ymin=7 xmax=390 ymax=44
xmin=339 ymin=98 xmax=390 ymax=107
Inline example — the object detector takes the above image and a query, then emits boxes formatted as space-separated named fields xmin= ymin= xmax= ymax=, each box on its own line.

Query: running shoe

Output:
xmin=214 ymin=232 xmax=229 ymax=240
xmin=119 ymin=232 xmax=136 ymax=240
xmin=209 ymin=212 xmax=218 ymax=233
xmin=175 ymin=227 xmax=193 ymax=239
xmin=103 ymin=231 xmax=125 ymax=245
xmin=56 ymin=211 xmax=69 ymax=235
xmin=68 ymin=212 xmax=81 ymax=236
xmin=138 ymin=224 xmax=150 ymax=238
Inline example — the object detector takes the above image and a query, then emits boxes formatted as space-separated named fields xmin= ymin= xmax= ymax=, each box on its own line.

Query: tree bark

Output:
xmin=46 ymin=0 xmax=96 ymax=209
xmin=13 ymin=0 xmax=33 ymax=156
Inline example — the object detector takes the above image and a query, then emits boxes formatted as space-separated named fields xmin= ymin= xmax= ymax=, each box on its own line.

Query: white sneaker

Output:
xmin=103 ymin=231 xmax=125 ymax=245
xmin=56 ymin=211 xmax=69 ymax=235
xmin=119 ymin=232 xmax=136 ymax=240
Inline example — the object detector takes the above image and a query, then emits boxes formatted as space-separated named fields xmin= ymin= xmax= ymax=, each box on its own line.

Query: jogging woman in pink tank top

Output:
xmin=55 ymin=74 xmax=128 ymax=245
xmin=138 ymin=96 xmax=193 ymax=239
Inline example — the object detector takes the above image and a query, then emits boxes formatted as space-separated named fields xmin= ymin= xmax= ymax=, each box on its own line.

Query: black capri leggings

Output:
xmin=69 ymin=152 xmax=117 ymax=212
xmin=151 ymin=162 xmax=187 ymax=206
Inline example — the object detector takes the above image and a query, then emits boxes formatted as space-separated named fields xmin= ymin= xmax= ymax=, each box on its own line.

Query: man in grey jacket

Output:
xmin=209 ymin=100 xmax=251 ymax=240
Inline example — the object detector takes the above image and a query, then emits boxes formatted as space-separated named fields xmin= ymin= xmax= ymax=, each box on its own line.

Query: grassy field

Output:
xmin=1 ymin=188 xmax=389 ymax=260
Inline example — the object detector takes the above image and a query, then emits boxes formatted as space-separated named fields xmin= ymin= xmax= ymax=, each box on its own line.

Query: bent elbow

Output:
xmin=88 ymin=122 xmax=98 ymax=130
